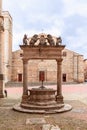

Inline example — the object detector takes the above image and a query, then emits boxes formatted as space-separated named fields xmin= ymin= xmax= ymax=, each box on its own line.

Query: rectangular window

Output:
xmin=62 ymin=73 xmax=66 ymax=82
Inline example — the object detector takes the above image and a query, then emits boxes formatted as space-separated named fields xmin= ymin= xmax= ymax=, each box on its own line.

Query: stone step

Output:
xmin=21 ymin=103 xmax=64 ymax=110
xmin=13 ymin=103 xmax=72 ymax=114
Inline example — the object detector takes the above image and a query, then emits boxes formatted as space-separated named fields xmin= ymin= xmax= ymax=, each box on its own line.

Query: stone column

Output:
xmin=0 ymin=0 xmax=2 ymax=15
xmin=21 ymin=59 xmax=28 ymax=104
xmin=56 ymin=59 xmax=64 ymax=104
xmin=0 ymin=74 xmax=4 ymax=98
xmin=0 ymin=1 xmax=4 ymax=97
xmin=0 ymin=31 xmax=4 ymax=98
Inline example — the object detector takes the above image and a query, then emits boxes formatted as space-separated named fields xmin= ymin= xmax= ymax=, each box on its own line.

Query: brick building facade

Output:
xmin=11 ymin=48 xmax=84 ymax=84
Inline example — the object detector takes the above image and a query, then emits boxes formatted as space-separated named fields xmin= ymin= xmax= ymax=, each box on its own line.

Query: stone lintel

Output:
xmin=20 ymin=45 xmax=65 ymax=59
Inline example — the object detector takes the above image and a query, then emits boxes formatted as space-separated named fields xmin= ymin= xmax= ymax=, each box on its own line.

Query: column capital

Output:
xmin=56 ymin=58 xmax=63 ymax=61
xmin=22 ymin=58 xmax=28 ymax=64
xmin=56 ymin=58 xmax=63 ymax=64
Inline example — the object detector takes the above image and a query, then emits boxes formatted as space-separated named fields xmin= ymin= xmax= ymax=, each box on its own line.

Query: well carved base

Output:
xmin=13 ymin=88 xmax=72 ymax=114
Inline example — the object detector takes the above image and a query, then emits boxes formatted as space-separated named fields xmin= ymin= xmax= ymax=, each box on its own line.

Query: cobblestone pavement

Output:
xmin=0 ymin=83 xmax=87 ymax=130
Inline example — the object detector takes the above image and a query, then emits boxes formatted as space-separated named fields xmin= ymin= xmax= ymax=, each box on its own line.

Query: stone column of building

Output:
xmin=0 ymin=0 xmax=2 ymax=13
xmin=56 ymin=59 xmax=64 ymax=104
xmin=77 ymin=55 xmax=84 ymax=83
xmin=21 ymin=59 xmax=28 ymax=103
xmin=0 ymin=0 xmax=4 ymax=98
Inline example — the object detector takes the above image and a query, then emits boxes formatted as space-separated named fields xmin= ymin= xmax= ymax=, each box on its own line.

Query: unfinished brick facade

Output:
xmin=11 ymin=48 xmax=84 ymax=83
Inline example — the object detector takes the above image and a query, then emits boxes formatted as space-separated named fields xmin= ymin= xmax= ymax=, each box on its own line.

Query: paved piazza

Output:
xmin=0 ymin=83 xmax=87 ymax=130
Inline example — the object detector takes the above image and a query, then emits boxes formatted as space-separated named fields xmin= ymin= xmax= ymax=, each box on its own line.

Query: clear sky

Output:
xmin=3 ymin=0 xmax=87 ymax=59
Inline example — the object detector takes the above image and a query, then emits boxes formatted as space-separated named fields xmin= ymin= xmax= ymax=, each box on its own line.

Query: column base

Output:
xmin=56 ymin=95 xmax=64 ymax=104
xmin=21 ymin=94 xmax=29 ymax=104
xmin=0 ymin=74 xmax=4 ymax=98
xmin=0 ymin=93 xmax=4 ymax=98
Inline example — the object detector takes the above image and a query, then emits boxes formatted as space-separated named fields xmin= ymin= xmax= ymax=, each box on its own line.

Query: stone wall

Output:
xmin=62 ymin=49 xmax=84 ymax=83
xmin=84 ymin=59 xmax=87 ymax=81
xmin=1 ymin=11 xmax=12 ymax=82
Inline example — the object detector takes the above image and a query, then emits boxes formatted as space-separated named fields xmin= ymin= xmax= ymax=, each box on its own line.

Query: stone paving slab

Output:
xmin=42 ymin=124 xmax=60 ymax=130
xmin=26 ymin=118 xmax=46 ymax=125
xmin=25 ymin=119 xmax=60 ymax=130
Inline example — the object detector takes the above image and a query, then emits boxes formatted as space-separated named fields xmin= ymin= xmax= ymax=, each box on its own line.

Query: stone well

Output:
xmin=14 ymin=87 xmax=72 ymax=113
xmin=13 ymin=33 xmax=72 ymax=113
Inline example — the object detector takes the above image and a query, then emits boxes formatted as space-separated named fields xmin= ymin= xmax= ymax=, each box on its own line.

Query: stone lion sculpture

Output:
xmin=23 ymin=34 xmax=28 ymax=45
xmin=29 ymin=34 xmax=38 ymax=46
xmin=56 ymin=37 xmax=62 ymax=46
xmin=47 ymin=34 xmax=55 ymax=46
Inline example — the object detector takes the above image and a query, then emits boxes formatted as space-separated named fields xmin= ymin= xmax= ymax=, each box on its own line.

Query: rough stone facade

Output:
xmin=1 ymin=11 xmax=12 ymax=82
xmin=0 ymin=0 xmax=12 ymax=97
xmin=84 ymin=59 xmax=87 ymax=81
xmin=62 ymin=49 xmax=84 ymax=83
xmin=11 ymin=48 xmax=84 ymax=83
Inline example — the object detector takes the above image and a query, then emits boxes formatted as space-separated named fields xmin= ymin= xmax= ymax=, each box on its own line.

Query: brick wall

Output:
xmin=11 ymin=48 xmax=84 ymax=83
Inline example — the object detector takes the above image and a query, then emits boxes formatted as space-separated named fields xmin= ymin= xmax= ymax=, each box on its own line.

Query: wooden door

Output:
xmin=18 ymin=73 xmax=22 ymax=82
